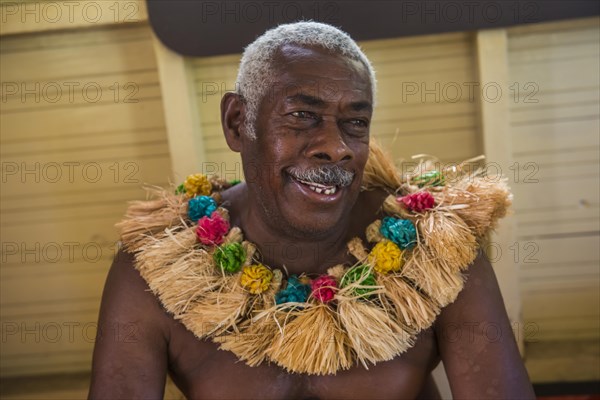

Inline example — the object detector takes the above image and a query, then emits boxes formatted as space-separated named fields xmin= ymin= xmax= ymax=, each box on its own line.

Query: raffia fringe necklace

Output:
xmin=116 ymin=143 xmax=511 ymax=375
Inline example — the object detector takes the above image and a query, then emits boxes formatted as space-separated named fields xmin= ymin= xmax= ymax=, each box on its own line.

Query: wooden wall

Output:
xmin=0 ymin=23 xmax=171 ymax=375
xmin=507 ymin=18 xmax=600 ymax=341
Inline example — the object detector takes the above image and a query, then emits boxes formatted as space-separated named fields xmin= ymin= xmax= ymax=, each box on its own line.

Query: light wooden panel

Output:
xmin=507 ymin=17 xmax=600 ymax=342
xmin=0 ymin=23 xmax=171 ymax=376
xmin=189 ymin=31 xmax=480 ymax=177
xmin=0 ymin=0 xmax=148 ymax=35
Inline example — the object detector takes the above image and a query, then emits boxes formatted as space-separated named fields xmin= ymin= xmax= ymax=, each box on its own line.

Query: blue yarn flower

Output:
xmin=275 ymin=275 xmax=311 ymax=305
xmin=380 ymin=216 xmax=417 ymax=250
xmin=188 ymin=195 xmax=217 ymax=222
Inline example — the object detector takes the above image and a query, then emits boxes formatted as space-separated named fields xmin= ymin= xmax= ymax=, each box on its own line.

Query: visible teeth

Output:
xmin=297 ymin=178 xmax=337 ymax=195
xmin=307 ymin=184 xmax=336 ymax=195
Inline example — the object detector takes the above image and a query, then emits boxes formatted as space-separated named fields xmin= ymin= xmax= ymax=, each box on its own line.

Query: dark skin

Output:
xmin=89 ymin=45 xmax=535 ymax=399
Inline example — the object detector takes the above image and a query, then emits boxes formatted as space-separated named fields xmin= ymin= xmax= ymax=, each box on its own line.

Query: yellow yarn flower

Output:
xmin=240 ymin=264 xmax=273 ymax=294
xmin=184 ymin=173 xmax=212 ymax=197
xmin=368 ymin=240 xmax=403 ymax=274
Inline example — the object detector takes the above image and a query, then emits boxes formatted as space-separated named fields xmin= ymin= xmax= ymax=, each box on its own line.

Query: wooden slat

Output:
xmin=1 ymin=270 xmax=108 ymax=308
xmin=1 ymin=99 xmax=166 ymax=139
xmin=0 ymin=23 xmax=150 ymax=53
xmin=510 ymin=118 xmax=599 ymax=154
xmin=509 ymin=57 xmax=600 ymax=93
xmin=508 ymin=17 xmax=599 ymax=43
xmin=1 ymin=80 xmax=161 ymax=112
xmin=1 ymin=126 xmax=167 ymax=157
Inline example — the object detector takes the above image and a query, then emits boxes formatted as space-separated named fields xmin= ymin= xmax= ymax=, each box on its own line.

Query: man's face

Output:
xmin=240 ymin=44 xmax=373 ymax=239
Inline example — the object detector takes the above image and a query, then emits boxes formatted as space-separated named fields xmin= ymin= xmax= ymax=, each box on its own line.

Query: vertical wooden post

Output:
xmin=476 ymin=29 xmax=524 ymax=354
xmin=153 ymin=35 xmax=206 ymax=181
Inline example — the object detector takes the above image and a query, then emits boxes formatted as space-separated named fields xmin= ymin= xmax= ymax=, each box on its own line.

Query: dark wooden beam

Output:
xmin=147 ymin=0 xmax=600 ymax=56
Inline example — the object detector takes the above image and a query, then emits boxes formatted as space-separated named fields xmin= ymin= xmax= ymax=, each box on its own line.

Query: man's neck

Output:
xmin=219 ymin=183 xmax=355 ymax=275
xmin=221 ymin=183 xmax=387 ymax=276
xmin=239 ymin=205 xmax=353 ymax=276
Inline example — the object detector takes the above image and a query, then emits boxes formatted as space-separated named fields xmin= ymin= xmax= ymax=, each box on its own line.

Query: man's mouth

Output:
xmin=296 ymin=179 xmax=338 ymax=195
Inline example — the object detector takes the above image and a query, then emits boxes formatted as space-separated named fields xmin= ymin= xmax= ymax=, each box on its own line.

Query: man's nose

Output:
xmin=305 ymin=120 xmax=353 ymax=163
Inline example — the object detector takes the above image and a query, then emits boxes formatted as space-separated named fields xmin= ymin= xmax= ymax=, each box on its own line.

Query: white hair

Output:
xmin=235 ymin=21 xmax=377 ymax=139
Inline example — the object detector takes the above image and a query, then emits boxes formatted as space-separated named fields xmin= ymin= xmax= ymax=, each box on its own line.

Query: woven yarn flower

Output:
xmin=340 ymin=265 xmax=377 ymax=297
xmin=399 ymin=191 xmax=435 ymax=213
xmin=184 ymin=173 xmax=212 ymax=196
xmin=380 ymin=216 xmax=417 ymax=250
xmin=310 ymin=275 xmax=338 ymax=303
xmin=188 ymin=195 xmax=217 ymax=222
xmin=196 ymin=211 xmax=229 ymax=246
xmin=275 ymin=275 xmax=311 ymax=304
xmin=240 ymin=264 xmax=273 ymax=294
xmin=368 ymin=240 xmax=403 ymax=274
xmin=213 ymin=242 xmax=246 ymax=274
xmin=413 ymin=170 xmax=444 ymax=187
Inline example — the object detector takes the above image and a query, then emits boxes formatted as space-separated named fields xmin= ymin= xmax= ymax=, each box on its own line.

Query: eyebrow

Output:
xmin=350 ymin=101 xmax=373 ymax=113
xmin=285 ymin=93 xmax=373 ymax=113
xmin=285 ymin=93 xmax=327 ymax=108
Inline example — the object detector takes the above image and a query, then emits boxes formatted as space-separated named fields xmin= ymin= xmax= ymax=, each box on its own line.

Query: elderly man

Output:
xmin=89 ymin=22 xmax=534 ymax=399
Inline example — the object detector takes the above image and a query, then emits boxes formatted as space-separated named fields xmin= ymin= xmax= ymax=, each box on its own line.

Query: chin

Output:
xmin=278 ymin=210 xmax=348 ymax=240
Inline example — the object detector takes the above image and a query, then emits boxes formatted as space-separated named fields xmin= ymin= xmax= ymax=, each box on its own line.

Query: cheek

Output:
xmin=353 ymin=143 xmax=370 ymax=167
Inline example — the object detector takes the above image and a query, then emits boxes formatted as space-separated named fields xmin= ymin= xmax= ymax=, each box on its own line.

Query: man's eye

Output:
xmin=290 ymin=111 xmax=316 ymax=119
xmin=347 ymin=119 xmax=369 ymax=128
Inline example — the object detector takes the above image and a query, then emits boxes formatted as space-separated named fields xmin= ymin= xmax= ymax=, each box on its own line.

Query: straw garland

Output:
xmin=117 ymin=146 xmax=511 ymax=375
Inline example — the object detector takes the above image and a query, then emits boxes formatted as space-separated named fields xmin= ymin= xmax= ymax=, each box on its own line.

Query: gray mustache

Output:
xmin=288 ymin=165 xmax=355 ymax=187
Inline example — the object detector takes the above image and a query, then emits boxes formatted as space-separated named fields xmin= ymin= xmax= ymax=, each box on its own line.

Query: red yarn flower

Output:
xmin=311 ymin=275 xmax=338 ymax=303
xmin=398 ymin=191 xmax=435 ymax=212
xmin=196 ymin=211 xmax=230 ymax=246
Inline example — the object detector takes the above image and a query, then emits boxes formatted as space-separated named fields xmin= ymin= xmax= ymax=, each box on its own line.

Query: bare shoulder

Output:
xmin=434 ymin=251 xmax=535 ymax=399
xmin=89 ymin=249 xmax=170 ymax=399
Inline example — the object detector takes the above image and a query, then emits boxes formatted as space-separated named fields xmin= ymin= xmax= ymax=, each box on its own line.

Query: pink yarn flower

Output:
xmin=398 ymin=192 xmax=435 ymax=212
xmin=196 ymin=211 xmax=230 ymax=246
xmin=310 ymin=275 xmax=338 ymax=303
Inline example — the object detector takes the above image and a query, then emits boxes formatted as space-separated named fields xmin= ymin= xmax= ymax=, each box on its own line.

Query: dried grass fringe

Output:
xmin=401 ymin=246 xmax=465 ymax=307
xmin=417 ymin=211 xmax=477 ymax=272
xmin=337 ymin=300 xmax=412 ymax=369
xmin=267 ymin=304 xmax=354 ymax=375
xmin=446 ymin=175 xmax=512 ymax=236
xmin=180 ymin=275 xmax=250 ymax=336
xmin=116 ymin=186 xmax=188 ymax=252
xmin=379 ymin=275 xmax=440 ymax=332
xmin=363 ymin=142 xmax=403 ymax=191
xmin=215 ymin=310 xmax=288 ymax=367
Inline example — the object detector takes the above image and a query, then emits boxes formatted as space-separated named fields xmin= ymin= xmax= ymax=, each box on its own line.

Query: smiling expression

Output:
xmin=238 ymin=44 xmax=373 ymax=239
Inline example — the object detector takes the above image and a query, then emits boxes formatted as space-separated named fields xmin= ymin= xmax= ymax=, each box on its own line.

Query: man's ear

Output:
xmin=221 ymin=92 xmax=247 ymax=152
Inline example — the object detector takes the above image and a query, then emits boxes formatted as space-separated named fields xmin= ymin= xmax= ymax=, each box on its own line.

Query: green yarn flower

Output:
xmin=341 ymin=265 xmax=377 ymax=298
xmin=414 ymin=170 xmax=445 ymax=187
xmin=213 ymin=242 xmax=246 ymax=274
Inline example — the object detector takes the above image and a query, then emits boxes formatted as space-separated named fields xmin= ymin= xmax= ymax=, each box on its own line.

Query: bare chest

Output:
xmin=166 ymin=319 xmax=440 ymax=400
